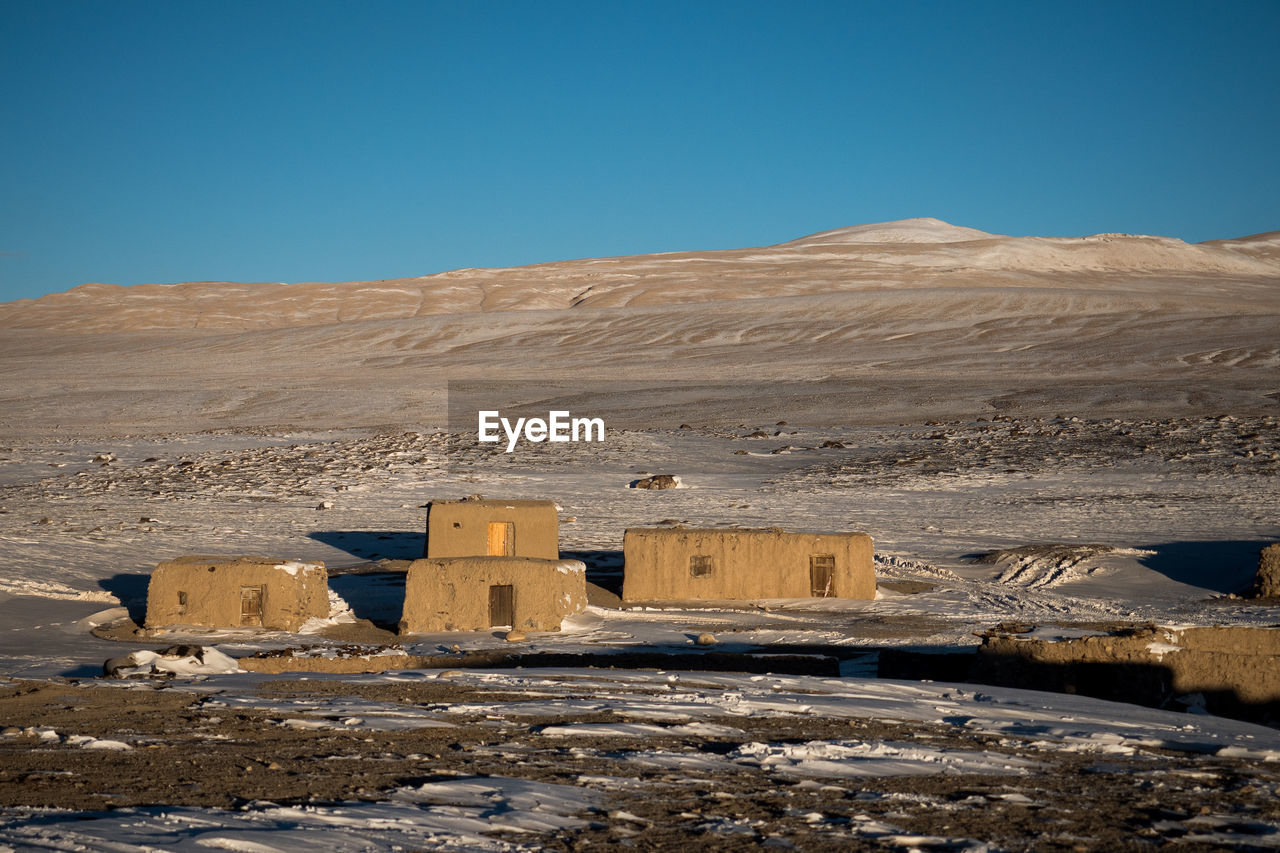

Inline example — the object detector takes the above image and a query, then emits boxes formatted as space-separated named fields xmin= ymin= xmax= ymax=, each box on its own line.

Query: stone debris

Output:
xmin=631 ymin=474 xmax=681 ymax=490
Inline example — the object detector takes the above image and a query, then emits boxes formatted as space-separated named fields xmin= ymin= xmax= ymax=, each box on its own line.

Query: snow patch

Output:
xmin=108 ymin=646 xmax=241 ymax=678
xmin=1145 ymin=640 xmax=1183 ymax=660
xmin=0 ymin=776 xmax=602 ymax=851
xmin=730 ymin=739 xmax=1036 ymax=777
xmin=297 ymin=589 xmax=358 ymax=633
xmin=273 ymin=560 xmax=317 ymax=577
xmin=0 ymin=578 xmax=118 ymax=603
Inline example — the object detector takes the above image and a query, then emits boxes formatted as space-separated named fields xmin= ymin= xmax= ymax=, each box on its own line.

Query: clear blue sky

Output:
xmin=2 ymin=0 xmax=1278 ymax=303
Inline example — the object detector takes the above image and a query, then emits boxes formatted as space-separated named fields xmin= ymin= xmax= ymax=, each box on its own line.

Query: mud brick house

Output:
xmin=145 ymin=555 xmax=328 ymax=631
xmin=622 ymin=528 xmax=875 ymax=602
xmin=399 ymin=556 xmax=587 ymax=632
xmin=423 ymin=498 xmax=559 ymax=560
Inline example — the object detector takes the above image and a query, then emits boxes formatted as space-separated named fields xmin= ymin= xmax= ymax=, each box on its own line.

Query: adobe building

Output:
xmin=145 ymin=555 xmax=328 ymax=632
xmin=400 ymin=556 xmax=587 ymax=633
xmin=424 ymin=498 xmax=559 ymax=560
xmin=622 ymin=528 xmax=875 ymax=602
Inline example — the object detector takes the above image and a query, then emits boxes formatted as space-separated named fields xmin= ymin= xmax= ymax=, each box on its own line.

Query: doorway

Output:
xmin=489 ymin=584 xmax=514 ymax=627
xmin=809 ymin=555 xmax=835 ymax=597
xmin=488 ymin=521 xmax=515 ymax=556
xmin=240 ymin=585 xmax=265 ymax=626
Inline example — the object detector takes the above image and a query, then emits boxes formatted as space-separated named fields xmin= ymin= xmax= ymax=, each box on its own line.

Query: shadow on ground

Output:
xmin=98 ymin=574 xmax=151 ymax=624
xmin=1137 ymin=540 xmax=1270 ymax=593
xmin=328 ymin=573 xmax=406 ymax=629
xmin=561 ymin=549 xmax=624 ymax=595
xmin=309 ymin=530 xmax=425 ymax=562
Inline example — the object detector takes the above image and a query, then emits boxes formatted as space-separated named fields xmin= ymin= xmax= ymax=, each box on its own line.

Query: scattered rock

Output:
xmin=316 ymin=500 xmax=334 ymax=510
xmin=630 ymin=474 xmax=681 ymax=490
xmin=976 ymin=543 xmax=1114 ymax=565
xmin=695 ymin=632 xmax=718 ymax=646
xmin=821 ymin=440 xmax=846 ymax=449
xmin=505 ymin=630 xmax=527 ymax=643
xmin=103 ymin=645 xmax=241 ymax=678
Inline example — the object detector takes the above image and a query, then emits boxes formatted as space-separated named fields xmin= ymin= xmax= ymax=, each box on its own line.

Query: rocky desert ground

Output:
xmin=1 ymin=218 xmax=1278 ymax=851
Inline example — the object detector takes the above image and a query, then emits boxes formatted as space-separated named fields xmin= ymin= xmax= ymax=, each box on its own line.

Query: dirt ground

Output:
xmin=3 ymin=676 xmax=1279 ymax=851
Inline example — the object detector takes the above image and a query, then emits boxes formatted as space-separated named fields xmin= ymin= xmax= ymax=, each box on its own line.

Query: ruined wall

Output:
xmin=1257 ymin=543 xmax=1280 ymax=598
xmin=622 ymin=528 xmax=875 ymax=602
xmin=145 ymin=555 xmax=328 ymax=632
xmin=400 ymin=556 xmax=586 ymax=633
xmin=977 ymin=624 xmax=1280 ymax=716
xmin=425 ymin=499 xmax=559 ymax=560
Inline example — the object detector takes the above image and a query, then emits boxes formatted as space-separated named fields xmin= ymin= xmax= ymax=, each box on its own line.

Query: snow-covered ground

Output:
xmin=4 ymin=666 xmax=1280 ymax=850
xmin=2 ymin=416 xmax=1275 ymax=672
xmin=1 ymin=219 xmax=1278 ymax=849
xmin=0 ymin=416 xmax=1277 ymax=849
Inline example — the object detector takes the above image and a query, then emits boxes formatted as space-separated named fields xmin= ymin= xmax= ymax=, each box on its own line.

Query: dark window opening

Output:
xmin=690 ymin=555 xmax=713 ymax=577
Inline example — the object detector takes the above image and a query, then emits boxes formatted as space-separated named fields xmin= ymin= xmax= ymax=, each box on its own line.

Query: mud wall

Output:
xmin=425 ymin=499 xmax=559 ymax=560
xmin=400 ymin=556 xmax=586 ymax=633
xmin=976 ymin=624 xmax=1280 ymax=721
xmin=622 ymin=528 xmax=875 ymax=602
xmin=145 ymin=556 xmax=328 ymax=632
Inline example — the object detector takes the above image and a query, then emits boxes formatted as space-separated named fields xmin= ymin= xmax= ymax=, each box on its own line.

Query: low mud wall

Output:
xmin=971 ymin=624 xmax=1280 ymax=725
xmin=238 ymin=624 xmax=1280 ymax=726
xmin=239 ymin=648 xmax=841 ymax=676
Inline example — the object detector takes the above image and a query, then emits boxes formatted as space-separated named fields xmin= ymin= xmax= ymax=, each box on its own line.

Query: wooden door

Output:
xmin=489 ymin=584 xmax=514 ymax=627
xmin=240 ymin=585 xmax=265 ymax=626
xmin=809 ymin=555 xmax=835 ymax=597
xmin=487 ymin=521 xmax=515 ymax=556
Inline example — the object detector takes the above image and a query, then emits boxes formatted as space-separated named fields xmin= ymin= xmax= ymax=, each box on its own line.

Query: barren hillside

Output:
xmin=1 ymin=218 xmax=1276 ymax=435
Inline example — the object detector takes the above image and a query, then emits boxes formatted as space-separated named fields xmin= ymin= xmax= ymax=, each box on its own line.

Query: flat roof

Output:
xmin=429 ymin=498 xmax=557 ymax=508
xmin=625 ymin=527 xmax=869 ymax=538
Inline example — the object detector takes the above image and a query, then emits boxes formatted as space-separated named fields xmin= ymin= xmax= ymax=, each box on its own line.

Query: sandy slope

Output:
xmin=2 ymin=218 xmax=1277 ymax=332
xmin=0 ymin=217 xmax=1277 ymax=434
